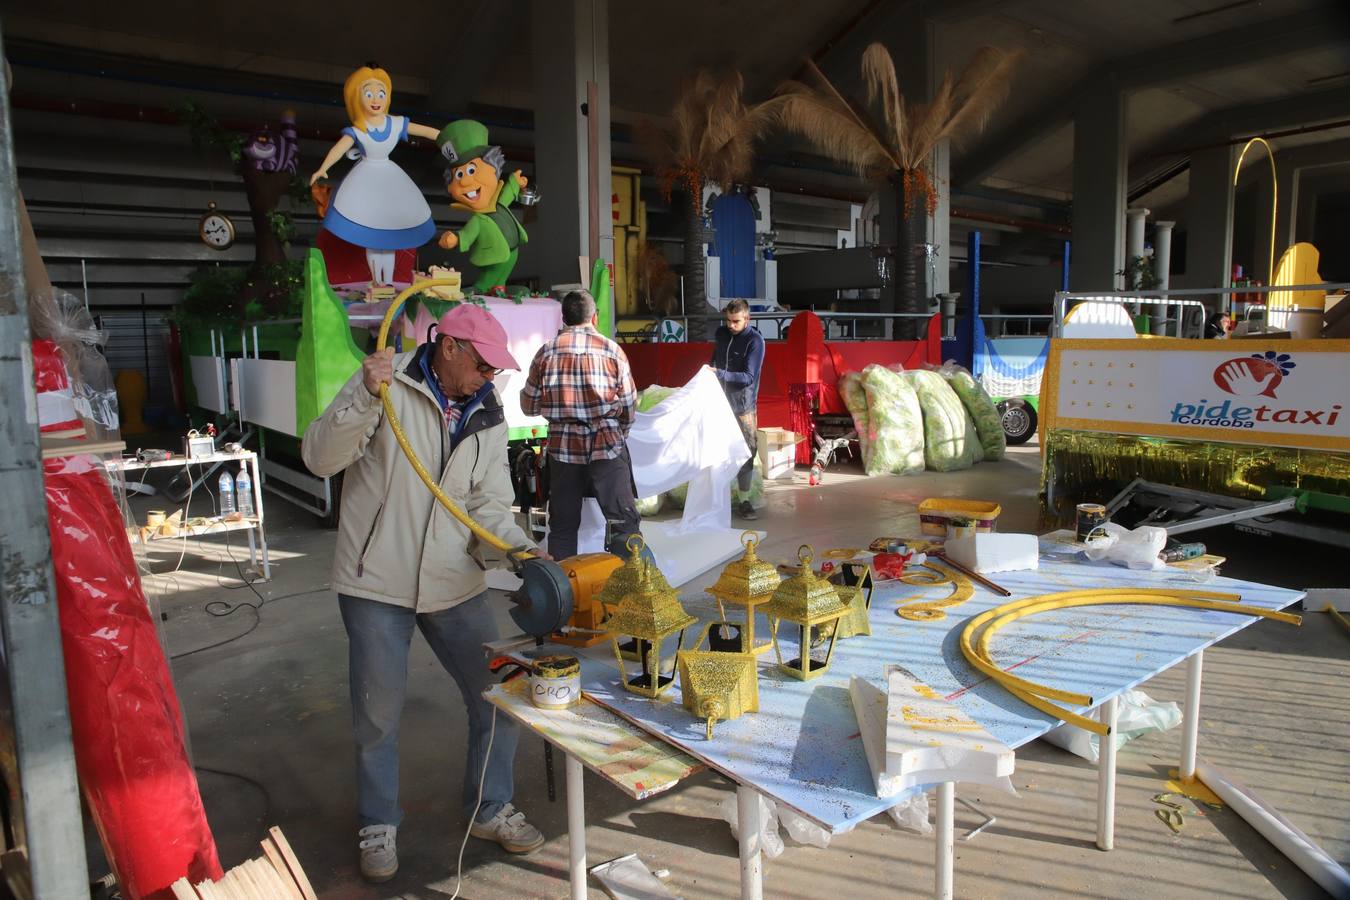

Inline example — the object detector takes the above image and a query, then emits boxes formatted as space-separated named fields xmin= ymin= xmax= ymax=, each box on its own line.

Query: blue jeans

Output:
xmin=339 ymin=592 xmax=518 ymax=829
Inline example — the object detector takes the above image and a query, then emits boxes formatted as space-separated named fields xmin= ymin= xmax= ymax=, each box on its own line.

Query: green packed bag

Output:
xmin=903 ymin=369 xmax=978 ymax=472
xmin=940 ymin=364 xmax=1005 ymax=460
xmin=838 ymin=372 xmax=874 ymax=472
xmin=859 ymin=364 xmax=925 ymax=476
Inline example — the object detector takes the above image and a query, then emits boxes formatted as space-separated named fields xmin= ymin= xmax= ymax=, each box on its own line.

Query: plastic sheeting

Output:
xmin=40 ymin=340 xmax=221 ymax=897
xmin=627 ymin=367 xmax=749 ymax=533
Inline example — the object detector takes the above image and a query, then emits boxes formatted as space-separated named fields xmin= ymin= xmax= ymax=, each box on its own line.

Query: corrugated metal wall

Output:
xmin=96 ymin=310 xmax=174 ymax=411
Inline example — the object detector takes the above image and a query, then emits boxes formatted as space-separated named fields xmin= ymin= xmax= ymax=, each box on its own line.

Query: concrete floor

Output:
xmin=115 ymin=437 xmax=1349 ymax=899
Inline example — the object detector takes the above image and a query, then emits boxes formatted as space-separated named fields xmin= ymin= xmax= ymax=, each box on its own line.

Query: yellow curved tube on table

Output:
xmin=960 ymin=588 xmax=1243 ymax=706
xmin=375 ymin=281 xmax=532 ymax=562
xmin=960 ymin=590 xmax=1300 ymax=735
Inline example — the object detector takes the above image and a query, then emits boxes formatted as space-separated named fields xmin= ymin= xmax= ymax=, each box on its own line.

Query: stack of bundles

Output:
xmin=939 ymin=364 xmax=1006 ymax=461
xmin=858 ymin=364 xmax=925 ymax=476
xmin=903 ymin=369 xmax=983 ymax=471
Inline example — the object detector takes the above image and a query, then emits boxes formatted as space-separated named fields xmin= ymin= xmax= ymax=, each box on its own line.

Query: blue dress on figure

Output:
xmin=322 ymin=115 xmax=435 ymax=250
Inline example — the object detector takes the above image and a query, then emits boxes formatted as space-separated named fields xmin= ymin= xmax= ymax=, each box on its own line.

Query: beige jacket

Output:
xmin=302 ymin=346 xmax=533 ymax=612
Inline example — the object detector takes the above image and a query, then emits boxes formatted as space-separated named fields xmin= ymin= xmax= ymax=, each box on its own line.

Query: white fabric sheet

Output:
xmin=626 ymin=367 xmax=749 ymax=533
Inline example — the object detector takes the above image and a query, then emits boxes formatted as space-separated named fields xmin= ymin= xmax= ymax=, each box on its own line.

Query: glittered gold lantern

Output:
xmin=830 ymin=562 xmax=875 ymax=639
xmin=599 ymin=535 xmax=674 ymax=660
xmin=603 ymin=541 xmax=696 ymax=698
xmin=677 ymin=635 xmax=759 ymax=741
xmin=763 ymin=545 xmax=850 ymax=680
xmin=706 ymin=532 xmax=781 ymax=655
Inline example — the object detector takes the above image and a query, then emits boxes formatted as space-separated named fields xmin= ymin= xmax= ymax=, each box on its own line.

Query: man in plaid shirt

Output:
xmin=521 ymin=290 xmax=641 ymax=559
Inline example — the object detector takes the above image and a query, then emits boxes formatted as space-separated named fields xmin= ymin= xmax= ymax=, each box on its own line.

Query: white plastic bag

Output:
xmin=778 ymin=807 xmax=831 ymax=848
xmin=1041 ymin=688 xmax=1182 ymax=762
xmin=1082 ymin=522 xmax=1167 ymax=570
xmin=718 ymin=791 xmax=784 ymax=859
xmin=884 ymin=791 xmax=933 ymax=835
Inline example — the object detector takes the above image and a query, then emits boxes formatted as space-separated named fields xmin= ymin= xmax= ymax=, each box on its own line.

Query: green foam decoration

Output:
xmin=295 ymin=249 xmax=365 ymax=436
xmin=590 ymin=257 xmax=613 ymax=338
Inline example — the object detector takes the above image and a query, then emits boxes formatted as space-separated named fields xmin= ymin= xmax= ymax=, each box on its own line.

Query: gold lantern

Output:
xmin=599 ymin=535 xmax=674 ymax=660
xmin=830 ymin=561 xmax=875 ymax=639
xmin=706 ymin=531 xmax=781 ymax=655
xmin=763 ymin=545 xmax=850 ymax=680
xmin=677 ymin=628 xmax=759 ymax=740
xmin=603 ymin=539 xmax=696 ymax=698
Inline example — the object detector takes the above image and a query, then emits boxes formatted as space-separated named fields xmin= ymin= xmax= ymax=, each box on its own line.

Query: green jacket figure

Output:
xmin=436 ymin=119 xmax=529 ymax=295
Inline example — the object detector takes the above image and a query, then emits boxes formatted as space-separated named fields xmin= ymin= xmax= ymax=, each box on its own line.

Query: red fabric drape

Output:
xmin=39 ymin=341 xmax=222 ymax=899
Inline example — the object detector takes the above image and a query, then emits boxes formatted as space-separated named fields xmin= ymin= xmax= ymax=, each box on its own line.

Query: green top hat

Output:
xmin=437 ymin=119 xmax=491 ymax=165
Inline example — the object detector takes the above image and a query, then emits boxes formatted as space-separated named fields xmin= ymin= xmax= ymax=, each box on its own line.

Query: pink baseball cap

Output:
xmin=435 ymin=304 xmax=520 ymax=371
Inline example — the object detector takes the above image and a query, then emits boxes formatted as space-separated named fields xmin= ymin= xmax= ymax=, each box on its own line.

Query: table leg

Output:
xmin=1180 ymin=651 xmax=1203 ymax=782
xmin=935 ymin=782 xmax=955 ymax=900
xmin=251 ymin=456 xmax=270 ymax=581
xmin=1096 ymin=696 xmax=1119 ymax=851
xmin=736 ymin=784 xmax=763 ymax=900
xmin=566 ymin=753 xmax=586 ymax=900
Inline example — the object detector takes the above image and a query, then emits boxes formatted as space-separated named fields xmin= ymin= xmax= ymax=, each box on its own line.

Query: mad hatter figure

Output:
xmin=436 ymin=120 xmax=529 ymax=295
xmin=310 ymin=64 xmax=439 ymax=288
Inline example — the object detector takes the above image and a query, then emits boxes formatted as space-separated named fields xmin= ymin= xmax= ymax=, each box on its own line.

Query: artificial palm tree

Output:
xmin=775 ymin=44 xmax=1020 ymax=332
xmin=641 ymin=71 xmax=781 ymax=339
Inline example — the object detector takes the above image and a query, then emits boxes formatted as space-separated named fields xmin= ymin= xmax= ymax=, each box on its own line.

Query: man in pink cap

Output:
xmin=303 ymin=303 xmax=549 ymax=883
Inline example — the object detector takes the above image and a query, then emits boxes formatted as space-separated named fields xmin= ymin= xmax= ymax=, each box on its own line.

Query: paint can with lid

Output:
xmin=531 ymin=655 xmax=581 ymax=710
xmin=1075 ymin=503 xmax=1109 ymax=543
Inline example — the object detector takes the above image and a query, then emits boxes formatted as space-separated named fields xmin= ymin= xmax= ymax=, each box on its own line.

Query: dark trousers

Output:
xmin=547 ymin=448 xmax=642 ymax=560
xmin=736 ymin=410 xmax=757 ymax=493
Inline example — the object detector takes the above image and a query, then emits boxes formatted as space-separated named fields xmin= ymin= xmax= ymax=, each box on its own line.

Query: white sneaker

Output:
xmin=358 ymin=823 xmax=398 ymax=882
xmin=468 ymin=803 xmax=545 ymax=854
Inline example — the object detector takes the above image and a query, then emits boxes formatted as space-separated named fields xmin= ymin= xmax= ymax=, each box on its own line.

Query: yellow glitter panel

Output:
xmin=1040 ymin=429 xmax=1350 ymax=524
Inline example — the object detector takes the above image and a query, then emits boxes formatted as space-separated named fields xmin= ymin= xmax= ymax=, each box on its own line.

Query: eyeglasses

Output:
xmin=455 ymin=340 xmax=502 ymax=376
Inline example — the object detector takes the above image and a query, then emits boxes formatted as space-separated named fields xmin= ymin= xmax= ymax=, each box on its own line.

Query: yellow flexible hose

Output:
xmin=374 ymin=280 xmax=532 ymax=561
xmin=960 ymin=590 xmax=1300 ymax=734
xmin=959 ymin=586 xmax=1245 ymax=706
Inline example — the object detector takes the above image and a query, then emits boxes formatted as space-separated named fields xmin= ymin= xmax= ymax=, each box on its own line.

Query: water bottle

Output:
xmin=235 ymin=465 xmax=254 ymax=517
xmin=218 ymin=469 xmax=236 ymax=517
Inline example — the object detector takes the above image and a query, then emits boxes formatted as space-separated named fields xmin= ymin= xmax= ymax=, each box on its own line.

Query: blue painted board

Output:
xmin=576 ymin=539 xmax=1304 ymax=833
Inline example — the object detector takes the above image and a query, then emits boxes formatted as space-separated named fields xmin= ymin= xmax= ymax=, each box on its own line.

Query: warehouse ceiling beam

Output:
xmin=955 ymin=7 xmax=1350 ymax=191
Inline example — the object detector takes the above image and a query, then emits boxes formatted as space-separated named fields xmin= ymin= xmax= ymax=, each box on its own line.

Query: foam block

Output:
xmin=945 ymin=532 xmax=1039 ymax=574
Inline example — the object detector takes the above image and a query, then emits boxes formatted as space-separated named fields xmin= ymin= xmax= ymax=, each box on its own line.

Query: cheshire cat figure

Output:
xmin=244 ymin=110 xmax=299 ymax=175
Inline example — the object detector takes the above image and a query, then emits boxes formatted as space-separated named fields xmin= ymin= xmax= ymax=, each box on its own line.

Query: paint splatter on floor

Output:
xmin=1165 ymin=769 xmax=1224 ymax=806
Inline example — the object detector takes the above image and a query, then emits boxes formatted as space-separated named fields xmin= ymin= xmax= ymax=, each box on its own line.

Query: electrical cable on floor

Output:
xmin=169 ymin=587 xmax=329 ymax=660
xmin=450 ymin=705 xmax=497 ymax=900
xmin=193 ymin=765 xmax=272 ymax=835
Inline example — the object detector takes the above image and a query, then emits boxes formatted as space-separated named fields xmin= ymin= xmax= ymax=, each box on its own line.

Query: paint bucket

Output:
xmin=1076 ymin=503 xmax=1108 ymax=543
xmin=531 ymin=655 xmax=581 ymax=710
xmin=146 ymin=510 xmax=167 ymax=530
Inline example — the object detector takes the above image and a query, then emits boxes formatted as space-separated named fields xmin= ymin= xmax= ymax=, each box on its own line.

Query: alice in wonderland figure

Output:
xmin=310 ymin=64 xmax=438 ymax=287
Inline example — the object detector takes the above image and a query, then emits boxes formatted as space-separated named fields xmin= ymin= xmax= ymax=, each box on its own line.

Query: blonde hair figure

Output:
xmin=309 ymin=63 xmax=443 ymax=287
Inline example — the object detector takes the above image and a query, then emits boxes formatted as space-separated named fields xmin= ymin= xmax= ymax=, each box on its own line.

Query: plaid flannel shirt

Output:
xmin=521 ymin=325 xmax=636 ymax=464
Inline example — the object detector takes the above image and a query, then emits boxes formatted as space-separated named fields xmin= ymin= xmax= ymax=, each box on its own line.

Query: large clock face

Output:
xmin=200 ymin=213 xmax=234 ymax=249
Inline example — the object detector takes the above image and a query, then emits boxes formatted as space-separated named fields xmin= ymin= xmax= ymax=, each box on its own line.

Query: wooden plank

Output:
xmin=485 ymin=679 xmax=703 ymax=800
xmin=266 ymin=827 xmax=317 ymax=900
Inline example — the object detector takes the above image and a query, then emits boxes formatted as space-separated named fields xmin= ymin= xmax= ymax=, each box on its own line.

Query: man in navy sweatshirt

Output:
xmin=710 ymin=298 xmax=766 ymax=520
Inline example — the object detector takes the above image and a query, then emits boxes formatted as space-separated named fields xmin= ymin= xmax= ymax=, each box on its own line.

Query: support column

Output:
xmin=1154 ymin=221 xmax=1175 ymax=290
xmin=1182 ymin=144 xmax=1236 ymax=302
xmin=1254 ymin=159 xmax=1297 ymax=282
xmin=530 ymin=0 xmax=612 ymax=290
xmin=1070 ymin=86 xmax=1127 ymax=291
